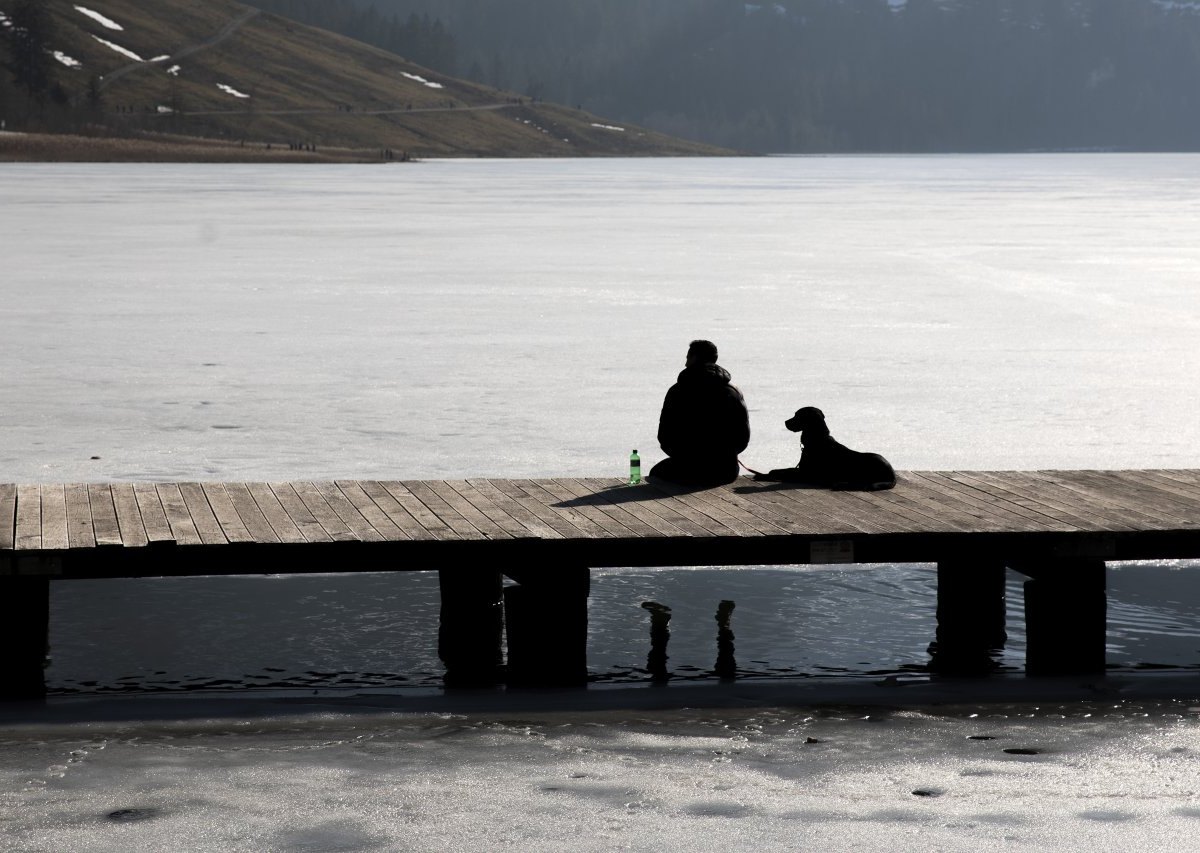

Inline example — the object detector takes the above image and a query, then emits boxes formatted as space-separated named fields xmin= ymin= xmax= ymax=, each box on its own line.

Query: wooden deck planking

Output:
xmin=132 ymin=483 xmax=175 ymax=544
xmin=424 ymin=480 xmax=514 ymax=540
xmin=40 ymin=485 xmax=69 ymax=551
xmin=155 ymin=483 xmax=203 ymax=546
xmin=333 ymin=481 xmax=408 ymax=542
xmin=560 ymin=479 xmax=674 ymax=538
xmin=462 ymin=478 xmax=567 ymax=539
xmin=109 ymin=483 xmax=149 ymax=548
xmin=179 ymin=483 xmax=229 ymax=546
xmin=0 ymin=484 xmax=15 ymax=551
xmin=3 ymin=472 xmax=1200 ymax=565
xmin=64 ymin=484 xmax=96 ymax=550
xmin=87 ymin=484 xmax=124 ymax=546
xmin=357 ymin=480 xmax=438 ymax=541
xmin=244 ymin=483 xmax=305 ymax=544
xmin=290 ymin=482 xmax=358 ymax=542
xmin=947 ymin=472 xmax=1122 ymax=533
xmin=442 ymin=480 xmax=540 ymax=539
xmin=378 ymin=481 xmax=463 ymax=541
xmin=269 ymin=483 xmax=332 ymax=543
xmin=398 ymin=480 xmax=487 ymax=540
xmin=200 ymin=483 xmax=256 ymax=544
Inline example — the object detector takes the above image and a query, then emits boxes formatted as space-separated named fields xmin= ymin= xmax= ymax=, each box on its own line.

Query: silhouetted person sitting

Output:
xmin=754 ymin=406 xmax=895 ymax=490
xmin=649 ymin=339 xmax=750 ymax=488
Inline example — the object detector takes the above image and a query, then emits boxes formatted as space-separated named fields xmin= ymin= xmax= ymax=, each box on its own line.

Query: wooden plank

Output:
xmin=40 ymin=485 xmax=69 ymax=551
xmin=109 ymin=483 xmax=148 ymax=547
xmin=374 ymin=481 xmax=464 ymax=540
xmin=948 ymin=472 xmax=1117 ymax=532
xmin=1144 ymin=469 xmax=1200 ymax=501
xmin=670 ymin=488 xmax=771 ymax=537
xmin=898 ymin=473 xmax=1032 ymax=532
xmin=222 ymin=483 xmax=282 ymax=543
xmin=291 ymin=481 xmax=358 ymax=542
xmin=244 ymin=483 xmax=304 ymax=544
xmin=177 ymin=483 xmax=230 ymax=545
xmin=396 ymin=480 xmax=486 ymax=540
xmin=64 ymin=484 xmax=96 ymax=549
xmin=156 ymin=483 xmax=203 ymax=545
xmin=1091 ymin=470 xmax=1200 ymax=522
xmin=132 ymin=483 xmax=175 ymax=543
xmin=527 ymin=478 xmax=635 ymax=538
xmin=752 ymin=484 xmax=888 ymax=535
xmin=425 ymin=480 xmax=513 ymax=540
xmin=0 ymin=484 xmax=16 ymax=551
xmin=1021 ymin=470 xmax=1176 ymax=530
xmin=269 ymin=483 xmax=332 ymax=543
xmin=534 ymin=478 xmax=640 ymax=538
xmin=1127 ymin=470 xmax=1200 ymax=507
xmin=689 ymin=483 xmax=818 ymax=536
xmin=87 ymin=484 xmax=124 ymax=546
xmin=311 ymin=482 xmax=385 ymax=542
xmin=199 ymin=483 xmax=255 ymax=544
xmin=520 ymin=479 xmax=624 ymax=538
xmin=481 ymin=478 xmax=603 ymax=538
xmin=441 ymin=480 xmax=537 ymax=539
xmin=358 ymin=480 xmax=438 ymax=541
xmin=562 ymin=478 xmax=676 ymax=538
xmin=330 ymin=481 xmax=406 ymax=541
xmin=911 ymin=472 xmax=1071 ymax=531
xmin=463 ymin=478 xmax=567 ymax=539
xmin=1070 ymin=467 xmax=1200 ymax=527
xmin=836 ymin=480 xmax=960 ymax=534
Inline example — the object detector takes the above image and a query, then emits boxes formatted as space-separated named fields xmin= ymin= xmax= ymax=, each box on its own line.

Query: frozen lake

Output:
xmin=2 ymin=155 xmax=1200 ymax=850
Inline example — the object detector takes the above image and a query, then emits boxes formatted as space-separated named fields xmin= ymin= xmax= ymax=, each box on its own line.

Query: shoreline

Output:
xmin=0 ymin=131 xmax=406 ymax=164
xmin=6 ymin=671 xmax=1200 ymax=727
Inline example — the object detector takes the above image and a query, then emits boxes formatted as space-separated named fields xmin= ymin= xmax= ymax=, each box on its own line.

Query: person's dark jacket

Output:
xmin=652 ymin=363 xmax=750 ymax=486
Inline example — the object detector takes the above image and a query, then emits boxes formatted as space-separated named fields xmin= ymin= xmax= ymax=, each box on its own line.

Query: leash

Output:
xmin=738 ymin=458 xmax=765 ymax=477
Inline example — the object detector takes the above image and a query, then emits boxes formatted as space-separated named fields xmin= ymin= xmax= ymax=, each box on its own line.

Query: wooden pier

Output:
xmin=3 ymin=470 xmax=1200 ymax=697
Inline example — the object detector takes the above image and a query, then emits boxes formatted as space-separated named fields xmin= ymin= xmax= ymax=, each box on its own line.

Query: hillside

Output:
xmin=0 ymin=0 xmax=733 ymax=158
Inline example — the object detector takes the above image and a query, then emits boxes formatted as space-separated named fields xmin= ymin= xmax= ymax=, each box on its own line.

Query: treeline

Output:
xmin=318 ymin=0 xmax=1200 ymax=153
xmin=0 ymin=0 xmax=103 ymax=132
xmin=244 ymin=0 xmax=457 ymax=73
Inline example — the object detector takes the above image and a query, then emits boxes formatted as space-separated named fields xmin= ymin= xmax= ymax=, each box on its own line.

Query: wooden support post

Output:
xmin=1018 ymin=558 xmax=1106 ymax=676
xmin=437 ymin=567 xmax=504 ymax=688
xmin=0 ymin=576 xmax=50 ymax=700
xmin=929 ymin=558 xmax=1007 ymax=675
xmin=503 ymin=566 xmax=589 ymax=688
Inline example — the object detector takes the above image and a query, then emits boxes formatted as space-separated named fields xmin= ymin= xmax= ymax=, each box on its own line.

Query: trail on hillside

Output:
xmin=98 ymin=7 xmax=261 ymax=90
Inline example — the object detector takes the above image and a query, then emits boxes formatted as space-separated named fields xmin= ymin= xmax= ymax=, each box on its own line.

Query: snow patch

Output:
xmin=53 ymin=51 xmax=83 ymax=69
xmin=590 ymin=123 xmax=625 ymax=132
xmin=149 ymin=55 xmax=170 ymax=63
xmin=91 ymin=35 xmax=142 ymax=62
xmin=156 ymin=105 xmax=174 ymax=114
xmin=0 ymin=11 xmax=11 ymax=28
xmin=216 ymin=83 xmax=250 ymax=99
xmin=75 ymin=5 xmax=123 ymax=31
xmin=401 ymin=72 xmax=444 ymax=89
xmin=166 ymin=65 xmax=181 ymax=77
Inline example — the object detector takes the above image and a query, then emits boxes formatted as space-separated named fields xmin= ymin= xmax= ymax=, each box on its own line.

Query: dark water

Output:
xmin=46 ymin=560 xmax=1200 ymax=694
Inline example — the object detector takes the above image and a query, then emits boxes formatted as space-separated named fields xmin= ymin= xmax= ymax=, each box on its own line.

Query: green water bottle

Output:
xmin=629 ymin=449 xmax=641 ymax=485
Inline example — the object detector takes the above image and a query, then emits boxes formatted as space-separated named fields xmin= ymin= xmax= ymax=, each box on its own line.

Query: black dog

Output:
xmin=753 ymin=406 xmax=895 ymax=490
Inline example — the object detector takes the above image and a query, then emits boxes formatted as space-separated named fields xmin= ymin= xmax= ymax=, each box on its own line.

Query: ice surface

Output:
xmin=2 ymin=702 xmax=1199 ymax=851
xmin=1 ymin=155 xmax=1197 ymax=484
xmin=74 ymin=4 xmax=123 ymax=30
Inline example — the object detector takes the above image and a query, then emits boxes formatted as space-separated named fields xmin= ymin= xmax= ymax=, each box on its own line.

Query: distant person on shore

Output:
xmin=649 ymin=339 xmax=750 ymax=488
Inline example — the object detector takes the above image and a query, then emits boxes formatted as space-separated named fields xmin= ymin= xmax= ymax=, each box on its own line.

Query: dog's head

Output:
xmin=785 ymin=406 xmax=826 ymax=433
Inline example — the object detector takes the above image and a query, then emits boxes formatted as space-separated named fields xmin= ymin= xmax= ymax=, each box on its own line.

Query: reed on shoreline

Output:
xmin=0 ymin=131 xmax=401 ymax=164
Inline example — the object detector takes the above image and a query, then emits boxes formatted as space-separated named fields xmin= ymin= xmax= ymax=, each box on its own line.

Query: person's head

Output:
xmin=685 ymin=339 xmax=718 ymax=367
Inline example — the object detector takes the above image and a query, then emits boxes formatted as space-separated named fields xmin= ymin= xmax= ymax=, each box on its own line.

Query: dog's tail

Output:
xmin=738 ymin=458 xmax=765 ymax=477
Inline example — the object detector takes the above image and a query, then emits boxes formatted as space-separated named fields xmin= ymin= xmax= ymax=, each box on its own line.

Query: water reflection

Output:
xmin=43 ymin=561 xmax=1200 ymax=694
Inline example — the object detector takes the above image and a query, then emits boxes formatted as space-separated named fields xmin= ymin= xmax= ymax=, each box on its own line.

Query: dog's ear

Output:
xmin=796 ymin=406 xmax=825 ymax=427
